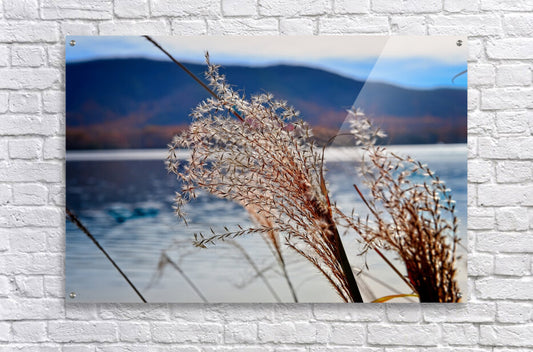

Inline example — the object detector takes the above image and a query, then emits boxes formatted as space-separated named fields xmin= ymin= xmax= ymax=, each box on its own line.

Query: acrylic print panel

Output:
xmin=66 ymin=36 xmax=467 ymax=303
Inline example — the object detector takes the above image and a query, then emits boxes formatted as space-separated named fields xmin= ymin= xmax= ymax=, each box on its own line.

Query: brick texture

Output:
xmin=0 ymin=0 xmax=532 ymax=350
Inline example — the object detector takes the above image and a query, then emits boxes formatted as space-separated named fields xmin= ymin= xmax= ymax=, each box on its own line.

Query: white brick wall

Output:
xmin=0 ymin=0 xmax=531 ymax=349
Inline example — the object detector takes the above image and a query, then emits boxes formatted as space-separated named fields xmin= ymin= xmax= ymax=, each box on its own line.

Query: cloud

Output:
xmin=66 ymin=35 xmax=467 ymax=89
xmin=154 ymin=35 xmax=467 ymax=64
xmin=67 ymin=35 xmax=467 ymax=64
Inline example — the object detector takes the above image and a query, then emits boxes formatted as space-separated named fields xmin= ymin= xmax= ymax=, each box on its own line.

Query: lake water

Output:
xmin=66 ymin=144 xmax=467 ymax=303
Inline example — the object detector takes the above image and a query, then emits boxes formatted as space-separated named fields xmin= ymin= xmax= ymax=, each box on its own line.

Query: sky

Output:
xmin=66 ymin=35 xmax=468 ymax=89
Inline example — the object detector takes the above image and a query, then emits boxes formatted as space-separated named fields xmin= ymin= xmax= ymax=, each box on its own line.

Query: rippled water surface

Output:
xmin=66 ymin=145 xmax=467 ymax=303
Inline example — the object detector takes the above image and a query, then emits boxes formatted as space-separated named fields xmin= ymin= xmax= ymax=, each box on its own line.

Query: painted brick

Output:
xmin=0 ymin=46 xmax=8 ymax=67
xmin=0 ymin=161 xmax=62 ymax=182
xmin=224 ymin=322 xmax=258 ymax=343
xmin=487 ymin=38 xmax=533 ymax=59
xmin=495 ymin=207 xmax=529 ymax=231
xmin=368 ymin=324 xmax=440 ymax=346
xmin=0 ymin=1 xmax=531 ymax=351
xmin=390 ymin=16 xmax=427 ymax=34
xmin=319 ymin=17 xmax=389 ymax=34
xmin=0 ymin=184 xmax=12 ymax=206
xmin=0 ymin=322 xmax=10 ymax=342
xmin=8 ymin=228 xmax=50 ymax=253
xmin=259 ymin=0 xmax=330 ymax=16
xmin=428 ymin=14 xmax=502 ymax=35
xmin=386 ymin=305 xmax=421 ymax=322
xmin=48 ymin=322 xmax=118 ymax=342
xmin=468 ymin=159 xmax=492 ymax=183
xmin=0 ymin=69 xmax=60 ymax=89
xmin=61 ymin=22 xmax=98 ymax=36
xmin=117 ymin=322 xmax=151 ymax=342
xmin=66 ymin=304 xmax=99 ymax=320
xmin=47 ymin=45 xmax=65 ymax=67
xmin=313 ymin=304 xmax=384 ymax=322
xmin=41 ymin=0 xmax=113 ymax=19
xmin=504 ymin=14 xmax=533 ymax=36
xmin=479 ymin=325 xmax=533 ymax=347
xmin=207 ymin=19 xmax=279 ymax=35
xmin=422 ymin=303 xmax=496 ymax=323
xmin=202 ymin=304 xmax=274 ymax=322
xmin=468 ymin=110 xmax=495 ymax=135
xmin=98 ymin=304 xmax=170 ymax=320
xmin=98 ymin=20 xmax=170 ymax=35
xmin=60 ymin=346 xmax=95 ymax=352
xmin=481 ymin=88 xmax=533 ymax=110
xmin=151 ymin=322 xmax=223 ymax=343
xmin=334 ymin=0 xmax=369 ymax=14
xmin=469 ymin=64 xmax=495 ymax=86
xmin=481 ymin=0 xmax=533 ymax=11
xmin=1 ymin=115 xmax=61 ymax=136
xmin=280 ymin=18 xmax=315 ymax=35
xmin=43 ymin=137 xmax=65 ymax=160
xmin=468 ymin=39 xmax=484 ymax=62
xmin=8 ymin=138 xmax=42 ymax=160
xmin=3 ymin=0 xmax=39 ymax=19
xmin=468 ymin=252 xmax=494 ymax=276
xmin=12 ymin=184 xmax=48 ymax=205
xmin=258 ymin=322 xmax=317 ymax=344
xmin=496 ymin=110 xmax=530 ymax=134
xmin=272 ymin=304 xmax=314 ymax=322
xmin=0 ymin=139 xmax=8 ymax=160
xmin=43 ymin=275 xmax=64 ymax=298
xmin=9 ymin=92 xmax=40 ymax=113
xmin=442 ymin=324 xmax=479 ymax=345
xmin=42 ymin=91 xmax=64 ymax=114
xmin=478 ymin=184 xmax=527 ymax=206
xmin=0 ymin=22 xmax=59 ymax=42
xmin=171 ymin=20 xmax=208 ymax=35
xmin=151 ymin=0 xmax=220 ymax=17
xmin=468 ymin=136 xmax=478 ymax=158
xmin=0 ymin=276 xmax=10 ymax=296
xmin=0 ymin=206 xmax=62 ymax=228
xmin=48 ymin=185 xmax=65 ymax=207
xmin=476 ymin=278 xmax=533 ymax=300
xmin=114 ymin=0 xmax=149 ymax=18
xmin=444 ymin=0 xmax=480 ymax=12
xmin=468 ymin=88 xmax=479 ymax=110
xmin=497 ymin=64 xmax=531 ymax=87
xmin=327 ymin=323 xmax=365 ymax=345
xmin=0 ymin=298 xmax=64 ymax=320
xmin=11 ymin=46 xmax=45 ymax=67
xmin=372 ymin=0 xmax=441 ymax=13
xmin=13 ymin=275 xmax=43 ymax=298
xmin=494 ymin=254 xmax=530 ymax=275
xmin=476 ymin=232 xmax=533 ymax=252
xmin=478 ymin=137 xmax=530 ymax=159
xmin=310 ymin=348 xmax=379 ymax=352
xmin=222 ymin=0 xmax=257 ymax=16
xmin=3 ymin=253 xmax=63 ymax=276
xmin=0 ymin=93 xmax=7 ymax=113
xmin=496 ymin=302 xmax=532 ymax=323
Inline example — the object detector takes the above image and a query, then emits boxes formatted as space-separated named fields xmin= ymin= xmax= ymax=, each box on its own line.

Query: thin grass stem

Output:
xmin=66 ymin=207 xmax=147 ymax=303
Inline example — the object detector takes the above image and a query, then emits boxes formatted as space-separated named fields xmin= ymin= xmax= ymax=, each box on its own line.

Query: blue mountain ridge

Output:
xmin=66 ymin=58 xmax=466 ymax=149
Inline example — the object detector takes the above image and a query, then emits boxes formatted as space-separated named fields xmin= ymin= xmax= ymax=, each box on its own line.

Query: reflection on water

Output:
xmin=66 ymin=145 xmax=467 ymax=303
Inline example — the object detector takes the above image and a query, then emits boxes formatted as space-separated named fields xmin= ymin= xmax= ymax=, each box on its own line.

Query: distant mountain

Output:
xmin=66 ymin=58 xmax=466 ymax=149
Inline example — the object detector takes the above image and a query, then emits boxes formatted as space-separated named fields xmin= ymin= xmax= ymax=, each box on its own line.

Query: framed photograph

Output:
xmin=66 ymin=36 xmax=467 ymax=303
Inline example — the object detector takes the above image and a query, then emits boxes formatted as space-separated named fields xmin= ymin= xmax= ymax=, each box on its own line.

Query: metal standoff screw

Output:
xmin=69 ymin=39 xmax=76 ymax=47
xmin=456 ymin=40 xmax=463 ymax=47
xmin=69 ymin=291 xmax=76 ymax=299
